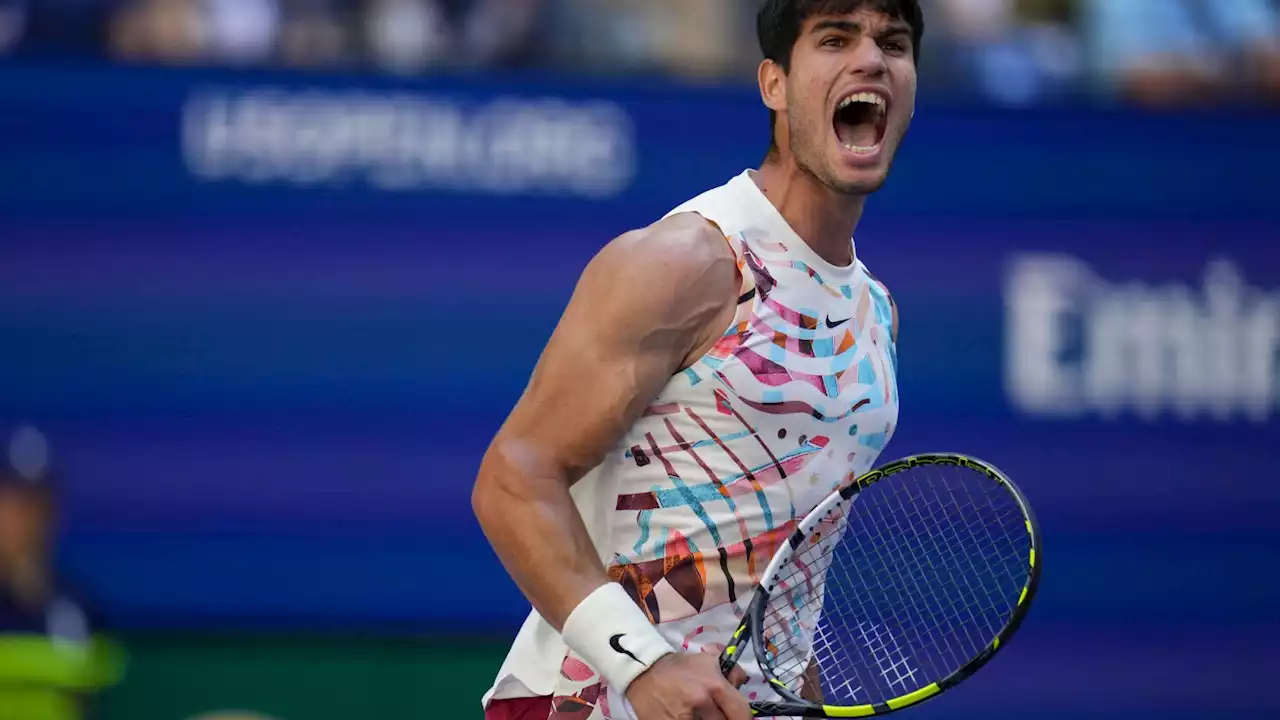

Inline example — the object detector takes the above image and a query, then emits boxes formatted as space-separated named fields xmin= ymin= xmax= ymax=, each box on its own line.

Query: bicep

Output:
xmin=500 ymin=294 xmax=677 ymax=483
xmin=494 ymin=221 xmax=736 ymax=483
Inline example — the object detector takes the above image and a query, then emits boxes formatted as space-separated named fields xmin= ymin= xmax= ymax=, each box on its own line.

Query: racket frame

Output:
xmin=718 ymin=453 xmax=1043 ymax=718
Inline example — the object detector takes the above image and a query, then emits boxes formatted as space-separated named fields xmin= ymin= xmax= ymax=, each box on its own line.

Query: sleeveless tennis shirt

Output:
xmin=483 ymin=169 xmax=901 ymax=719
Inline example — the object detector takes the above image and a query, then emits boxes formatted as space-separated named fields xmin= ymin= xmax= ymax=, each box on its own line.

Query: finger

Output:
xmin=712 ymin=682 xmax=753 ymax=720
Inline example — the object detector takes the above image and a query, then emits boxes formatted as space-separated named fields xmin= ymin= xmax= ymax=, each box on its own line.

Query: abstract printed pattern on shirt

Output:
xmin=545 ymin=225 xmax=900 ymax=719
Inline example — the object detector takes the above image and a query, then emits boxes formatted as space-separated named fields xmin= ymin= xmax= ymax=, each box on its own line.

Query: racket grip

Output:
xmin=719 ymin=619 xmax=750 ymax=676
xmin=718 ymin=648 xmax=737 ymax=676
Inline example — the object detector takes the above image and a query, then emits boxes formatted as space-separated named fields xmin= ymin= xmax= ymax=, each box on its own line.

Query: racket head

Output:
xmin=721 ymin=453 xmax=1042 ymax=718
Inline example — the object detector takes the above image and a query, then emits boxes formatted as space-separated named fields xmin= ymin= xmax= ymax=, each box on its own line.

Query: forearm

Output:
xmin=473 ymin=434 xmax=681 ymax=695
xmin=472 ymin=438 xmax=609 ymax=631
xmin=801 ymin=657 xmax=825 ymax=702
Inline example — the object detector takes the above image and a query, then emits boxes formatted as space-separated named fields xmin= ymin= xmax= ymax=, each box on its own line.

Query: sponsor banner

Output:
xmin=0 ymin=66 xmax=1276 ymax=720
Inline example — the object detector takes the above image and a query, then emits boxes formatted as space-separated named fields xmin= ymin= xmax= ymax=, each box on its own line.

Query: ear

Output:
xmin=758 ymin=59 xmax=788 ymax=114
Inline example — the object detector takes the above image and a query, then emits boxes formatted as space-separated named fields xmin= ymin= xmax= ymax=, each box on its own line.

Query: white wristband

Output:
xmin=561 ymin=582 xmax=676 ymax=696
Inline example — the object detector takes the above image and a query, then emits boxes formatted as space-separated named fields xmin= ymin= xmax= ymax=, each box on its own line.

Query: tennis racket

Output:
xmin=718 ymin=453 xmax=1042 ymax=718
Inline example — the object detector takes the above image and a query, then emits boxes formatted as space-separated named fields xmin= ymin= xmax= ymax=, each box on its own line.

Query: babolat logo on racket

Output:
xmin=609 ymin=634 xmax=645 ymax=665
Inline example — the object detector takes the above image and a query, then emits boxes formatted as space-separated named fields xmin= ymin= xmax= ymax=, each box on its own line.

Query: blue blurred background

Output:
xmin=0 ymin=0 xmax=1278 ymax=718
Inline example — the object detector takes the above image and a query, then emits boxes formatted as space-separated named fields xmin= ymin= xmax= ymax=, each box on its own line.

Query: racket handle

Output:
xmin=719 ymin=619 xmax=751 ymax=676
xmin=718 ymin=648 xmax=737 ymax=676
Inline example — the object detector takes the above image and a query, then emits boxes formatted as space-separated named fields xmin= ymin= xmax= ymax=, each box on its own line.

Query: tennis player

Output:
xmin=474 ymin=2 xmax=922 ymax=718
xmin=0 ymin=425 xmax=126 ymax=719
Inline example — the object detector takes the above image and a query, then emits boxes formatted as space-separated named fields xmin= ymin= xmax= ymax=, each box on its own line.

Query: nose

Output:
xmin=848 ymin=36 xmax=887 ymax=78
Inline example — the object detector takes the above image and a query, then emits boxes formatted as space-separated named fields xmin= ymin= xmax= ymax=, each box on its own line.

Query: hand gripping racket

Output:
xmin=718 ymin=453 xmax=1042 ymax=717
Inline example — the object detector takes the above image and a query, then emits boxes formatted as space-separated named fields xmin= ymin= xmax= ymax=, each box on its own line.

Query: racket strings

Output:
xmin=894 ymin=476 xmax=1017 ymax=651
xmin=814 ymin=476 xmax=987 ymax=699
xmin=819 ymin=504 xmax=936 ymax=697
xmin=847 ymin=486 xmax=968 ymax=688
xmin=758 ymin=464 xmax=1031 ymax=707
xmin=873 ymin=470 xmax=1025 ymax=671
xmin=867 ymin=467 xmax=1027 ymax=679
xmin=845 ymin=465 xmax=1027 ymax=696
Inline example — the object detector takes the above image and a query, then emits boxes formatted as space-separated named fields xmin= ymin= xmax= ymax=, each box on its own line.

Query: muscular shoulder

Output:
xmin=595 ymin=212 xmax=737 ymax=293
xmin=582 ymin=212 xmax=738 ymax=338
xmin=491 ymin=212 xmax=739 ymax=479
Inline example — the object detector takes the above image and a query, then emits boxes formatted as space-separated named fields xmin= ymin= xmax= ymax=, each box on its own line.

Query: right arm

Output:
xmin=471 ymin=213 xmax=749 ymax=719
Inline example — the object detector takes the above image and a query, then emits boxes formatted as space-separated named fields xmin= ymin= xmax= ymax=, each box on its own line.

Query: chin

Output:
xmin=827 ymin=133 xmax=897 ymax=195
xmin=826 ymin=165 xmax=890 ymax=196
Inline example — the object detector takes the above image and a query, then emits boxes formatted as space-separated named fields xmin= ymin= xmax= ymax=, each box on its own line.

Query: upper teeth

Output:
xmin=840 ymin=92 xmax=886 ymax=114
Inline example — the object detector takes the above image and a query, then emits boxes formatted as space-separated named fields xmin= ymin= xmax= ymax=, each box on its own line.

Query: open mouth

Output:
xmin=833 ymin=92 xmax=888 ymax=155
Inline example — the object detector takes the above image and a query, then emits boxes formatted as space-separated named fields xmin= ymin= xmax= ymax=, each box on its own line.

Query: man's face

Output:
xmin=0 ymin=486 xmax=51 ymax=568
xmin=771 ymin=8 xmax=918 ymax=195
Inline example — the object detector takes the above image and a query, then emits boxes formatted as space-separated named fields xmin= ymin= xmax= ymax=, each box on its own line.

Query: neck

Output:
xmin=753 ymin=155 xmax=865 ymax=267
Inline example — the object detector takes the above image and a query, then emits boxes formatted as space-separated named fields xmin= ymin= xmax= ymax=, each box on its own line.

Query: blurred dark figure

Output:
xmin=0 ymin=425 xmax=124 ymax=720
xmin=541 ymin=0 xmax=751 ymax=79
xmin=108 ymin=0 xmax=201 ymax=63
xmin=362 ymin=0 xmax=543 ymax=73
xmin=105 ymin=0 xmax=544 ymax=73
xmin=1 ymin=0 xmax=114 ymax=58
xmin=0 ymin=0 xmax=24 ymax=55
xmin=1081 ymin=0 xmax=1280 ymax=106
xmin=924 ymin=0 xmax=1084 ymax=106
xmin=278 ymin=0 xmax=353 ymax=69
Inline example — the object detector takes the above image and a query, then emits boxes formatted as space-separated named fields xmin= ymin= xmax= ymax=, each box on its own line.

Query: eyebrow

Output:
xmin=811 ymin=18 xmax=914 ymax=39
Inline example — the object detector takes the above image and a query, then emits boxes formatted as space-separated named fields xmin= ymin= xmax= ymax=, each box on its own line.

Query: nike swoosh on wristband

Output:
xmin=609 ymin=633 xmax=646 ymax=666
